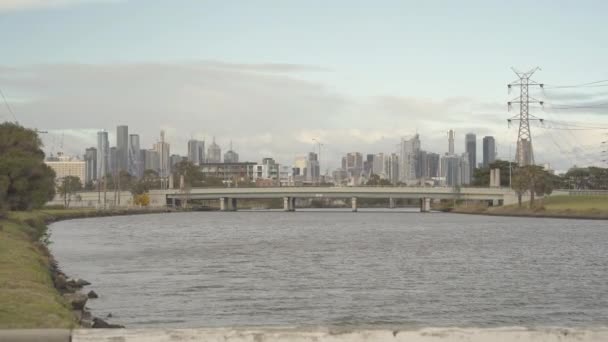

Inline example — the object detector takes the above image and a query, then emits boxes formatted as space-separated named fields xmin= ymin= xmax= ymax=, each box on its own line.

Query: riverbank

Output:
xmin=0 ymin=208 xmax=170 ymax=329
xmin=451 ymin=195 xmax=608 ymax=219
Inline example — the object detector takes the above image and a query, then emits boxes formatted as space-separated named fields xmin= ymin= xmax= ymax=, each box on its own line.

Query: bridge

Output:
xmin=152 ymin=187 xmax=517 ymax=212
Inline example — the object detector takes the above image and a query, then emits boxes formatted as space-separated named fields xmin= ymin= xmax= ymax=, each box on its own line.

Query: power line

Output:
xmin=543 ymin=79 xmax=608 ymax=89
xmin=0 ymin=87 xmax=17 ymax=123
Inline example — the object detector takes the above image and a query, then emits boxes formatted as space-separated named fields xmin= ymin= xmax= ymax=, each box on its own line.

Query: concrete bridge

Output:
xmin=155 ymin=186 xmax=516 ymax=212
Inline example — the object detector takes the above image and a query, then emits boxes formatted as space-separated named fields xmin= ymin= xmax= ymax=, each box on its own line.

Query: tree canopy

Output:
xmin=0 ymin=122 xmax=56 ymax=211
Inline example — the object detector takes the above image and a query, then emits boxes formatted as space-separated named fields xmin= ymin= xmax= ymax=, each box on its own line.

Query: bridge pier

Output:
xmin=420 ymin=197 xmax=431 ymax=213
xmin=389 ymin=197 xmax=396 ymax=209
xmin=351 ymin=197 xmax=358 ymax=212
xmin=283 ymin=197 xmax=296 ymax=211
xmin=231 ymin=198 xmax=238 ymax=211
xmin=220 ymin=197 xmax=228 ymax=211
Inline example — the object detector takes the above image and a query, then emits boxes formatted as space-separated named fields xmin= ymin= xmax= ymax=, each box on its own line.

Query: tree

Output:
xmin=511 ymin=168 xmax=529 ymax=207
xmin=172 ymin=160 xmax=204 ymax=187
xmin=57 ymin=176 xmax=83 ymax=208
xmin=0 ymin=122 xmax=56 ymax=211
xmin=366 ymin=174 xmax=392 ymax=186
xmin=471 ymin=160 xmax=516 ymax=187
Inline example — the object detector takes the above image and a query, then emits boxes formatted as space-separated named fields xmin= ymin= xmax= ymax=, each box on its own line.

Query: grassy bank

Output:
xmin=452 ymin=195 xmax=608 ymax=219
xmin=0 ymin=208 xmax=169 ymax=328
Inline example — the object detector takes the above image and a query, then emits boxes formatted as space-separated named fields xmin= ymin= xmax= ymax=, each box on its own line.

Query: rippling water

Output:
xmin=49 ymin=210 xmax=608 ymax=328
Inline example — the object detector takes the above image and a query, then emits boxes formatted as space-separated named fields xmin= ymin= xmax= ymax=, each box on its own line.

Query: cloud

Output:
xmin=0 ymin=0 xmax=118 ymax=12
xmin=0 ymin=61 xmax=605 ymax=172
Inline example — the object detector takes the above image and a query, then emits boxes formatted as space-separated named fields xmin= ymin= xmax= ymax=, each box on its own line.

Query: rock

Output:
xmin=87 ymin=290 xmax=99 ymax=299
xmin=63 ymin=293 xmax=88 ymax=310
xmin=67 ymin=278 xmax=91 ymax=288
xmin=107 ymin=313 xmax=112 ymax=318
xmin=92 ymin=317 xmax=125 ymax=328
xmin=54 ymin=274 xmax=68 ymax=290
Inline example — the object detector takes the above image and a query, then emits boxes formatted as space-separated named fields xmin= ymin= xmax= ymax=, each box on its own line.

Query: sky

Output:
xmin=1 ymin=0 xmax=607 ymax=172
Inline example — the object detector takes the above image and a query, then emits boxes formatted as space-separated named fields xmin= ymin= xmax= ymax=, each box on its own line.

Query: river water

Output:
xmin=49 ymin=210 xmax=608 ymax=329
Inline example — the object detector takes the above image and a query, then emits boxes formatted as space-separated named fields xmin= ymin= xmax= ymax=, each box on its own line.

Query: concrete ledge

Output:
xmin=0 ymin=329 xmax=71 ymax=342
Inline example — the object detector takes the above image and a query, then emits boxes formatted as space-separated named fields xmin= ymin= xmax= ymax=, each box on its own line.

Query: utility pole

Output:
xmin=507 ymin=67 xmax=544 ymax=166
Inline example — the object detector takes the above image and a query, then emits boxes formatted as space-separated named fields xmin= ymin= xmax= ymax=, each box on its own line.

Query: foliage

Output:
xmin=133 ymin=193 xmax=150 ymax=206
xmin=511 ymin=165 xmax=556 ymax=208
xmin=472 ymin=160 xmax=516 ymax=187
xmin=563 ymin=166 xmax=608 ymax=190
xmin=56 ymin=176 xmax=82 ymax=208
xmin=366 ymin=174 xmax=392 ymax=186
xmin=0 ymin=122 xmax=56 ymax=211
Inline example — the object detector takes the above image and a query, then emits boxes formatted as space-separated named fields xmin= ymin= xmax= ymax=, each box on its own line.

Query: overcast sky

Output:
xmin=1 ymin=0 xmax=607 ymax=172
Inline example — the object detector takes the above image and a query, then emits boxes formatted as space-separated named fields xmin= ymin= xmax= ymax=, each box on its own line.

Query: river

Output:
xmin=49 ymin=210 xmax=608 ymax=329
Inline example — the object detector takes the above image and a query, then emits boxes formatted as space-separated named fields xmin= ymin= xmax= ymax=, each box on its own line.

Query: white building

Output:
xmin=46 ymin=154 xmax=86 ymax=184
xmin=399 ymin=134 xmax=420 ymax=184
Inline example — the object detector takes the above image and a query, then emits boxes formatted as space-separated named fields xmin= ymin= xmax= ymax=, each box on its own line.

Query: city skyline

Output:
xmin=0 ymin=1 xmax=606 ymax=172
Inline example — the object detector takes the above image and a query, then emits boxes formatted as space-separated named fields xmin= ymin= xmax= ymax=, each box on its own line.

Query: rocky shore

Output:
xmin=49 ymin=256 xmax=124 ymax=328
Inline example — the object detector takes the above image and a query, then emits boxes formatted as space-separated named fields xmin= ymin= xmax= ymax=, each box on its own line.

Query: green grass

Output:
xmin=0 ymin=207 xmax=169 ymax=328
xmin=453 ymin=195 xmax=608 ymax=219
xmin=542 ymin=195 xmax=608 ymax=211
xmin=0 ymin=211 xmax=75 ymax=328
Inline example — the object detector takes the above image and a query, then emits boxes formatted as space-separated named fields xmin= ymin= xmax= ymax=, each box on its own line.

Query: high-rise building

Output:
xmin=84 ymin=147 xmax=97 ymax=183
xmin=109 ymin=147 xmax=118 ymax=175
xmin=224 ymin=141 xmax=239 ymax=163
xmin=170 ymin=154 xmax=184 ymax=167
xmin=144 ymin=149 xmax=160 ymax=173
xmin=96 ymin=131 xmax=109 ymax=180
xmin=385 ymin=153 xmax=399 ymax=184
xmin=206 ymin=137 xmax=221 ymax=163
xmin=416 ymin=150 xmax=428 ymax=179
xmin=372 ymin=153 xmax=385 ymax=178
xmin=427 ymin=152 xmax=440 ymax=179
xmin=363 ymin=154 xmax=374 ymax=177
xmin=482 ymin=136 xmax=496 ymax=168
xmin=343 ymin=152 xmax=363 ymax=177
xmin=116 ymin=125 xmax=129 ymax=173
xmin=440 ymin=153 xmax=470 ymax=186
xmin=465 ymin=133 xmax=476 ymax=176
xmin=153 ymin=130 xmax=171 ymax=179
xmin=448 ymin=130 xmax=455 ymax=154
xmin=128 ymin=134 xmax=142 ymax=178
xmin=517 ymin=138 xmax=532 ymax=166
xmin=187 ymin=139 xmax=205 ymax=165
xmin=400 ymin=134 xmax=420 ymax=183
xmin=305 ymin=152 xmax=320 ymax=183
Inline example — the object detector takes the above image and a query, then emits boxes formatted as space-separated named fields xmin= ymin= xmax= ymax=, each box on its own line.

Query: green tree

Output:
xmin=57 ymin=176 xmax=83 ymax=208
xmin=366 ymin=174 xmax=392 ymax=186
xmin=472 ymin=160 xmax=516 ymax=187
xmin=172 ymin=160 xmax=204 ymax=187
xmin=0 ymin=122 xmax=56 ymax=211
xmin=511 ymin=168 xmax=529 ymax=207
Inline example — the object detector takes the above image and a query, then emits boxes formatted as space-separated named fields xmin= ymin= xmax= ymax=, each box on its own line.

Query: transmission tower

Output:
xmin=507 ymin=67 xmax=544 ymax=166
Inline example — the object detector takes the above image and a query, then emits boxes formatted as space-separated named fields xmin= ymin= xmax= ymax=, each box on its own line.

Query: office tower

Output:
xmin=465 ymin=133 xmax=476 ymax=176
xmin=84 ymin=147 xmax=97 ymax=183
xmin=427 ymin=152 xmax=440 ymax=178
xmin=96 ymin=131 xmax=109 ymax=180
xmin=482 ymin=136 xmax=496 ymax=168
xmin=460 ymin=152 xmax=471 ymax=185
xmin=372 ymin=153 xmax=385 ymax=177
xmin=224 ymin=141 xmax=239 ymax=163
xmin=116 ymin=125 xmax=129 ymax=173
xmin=206 ymin=137 xmax=221 ymax=163
xmin=344 ymin=152 xmax=363 ymax=177
xmin=153 ymin=130 xmax=171 ymax=179
xmin=128 ymin=134 xmax=142 ymax=178
xmin=363 ymin=154 xmax=374 ymax=177
xmin=170 ymin=154 xmax=183 ymax=167
xmin=305 ymin=152 xmax=320 ymax=183
xmin=448 ymin=129 xmax=455 ymax=154
xmin=109 ymin=147 xmax=118 ymax=175
xmin=385 ymin=153 xmax=399 ymax=184
xmin=144 ymin=149 xmax=160 ymax=173
xmin=400 ymin=134 xmax=420 ymax=183
xmin=187 ymin=139 xmax=205 ymax=165
xmin=416 ymin=150 xmax=428 ymax=179
xmin=441 ymin=154 xmax=461 ymax=187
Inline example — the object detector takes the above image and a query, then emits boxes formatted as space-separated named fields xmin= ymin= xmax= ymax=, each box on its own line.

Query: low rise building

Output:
xmin=45 ymin=153 xmax=86 ymax=184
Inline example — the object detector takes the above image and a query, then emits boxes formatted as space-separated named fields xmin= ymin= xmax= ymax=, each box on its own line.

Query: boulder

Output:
xmin=54 ymin=274 xmax=68 ymax=290
xmin=63 ymin=293 xmax=88 ymax=310
xmin=87 ymin=290 xmax=99 ymax=299
xmin=92 ymin=317 xmax=125 ymax=329
xmin=67 ymin=278 xmax=91 ymax=288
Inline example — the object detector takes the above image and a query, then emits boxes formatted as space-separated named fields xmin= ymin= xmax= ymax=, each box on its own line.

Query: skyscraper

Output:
xmin=154 ymin=130 xmax=171 ymax=181
xmin=400 ymin=134 xmax=420 ymax=183
xmin=448 ymin=129 xmax=455 ymax=154
xmin=96 ymin=130 xmax=109 ymax=180
xmin=206 ymin=137 xmax=222 ymax=163
xmin=224 ymin=141 xmax=239 ymax=163
xmin=465 ymin=133 xmax=476 ymax=175
xmin=187 ymin=139 xmax=205 ymax=165
xmin=109 ymin=147 xmax=118 ymax=175
xmin=372 ymin=153 xmax=385 ymax=178
xmin=482 ymin=136 xmax=496 ymax=168
xmin=305 ymin=152 xmax=320 ymax=183
xmin=385 ymin=153 xmax=399 ymax=184
xmin=128 ymin=134 xmax=142 ymax=178
xmin=116 ymin=125 xmax=129 ymax=173
xmin=84 ymin=147 xmax=97 ymax=184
